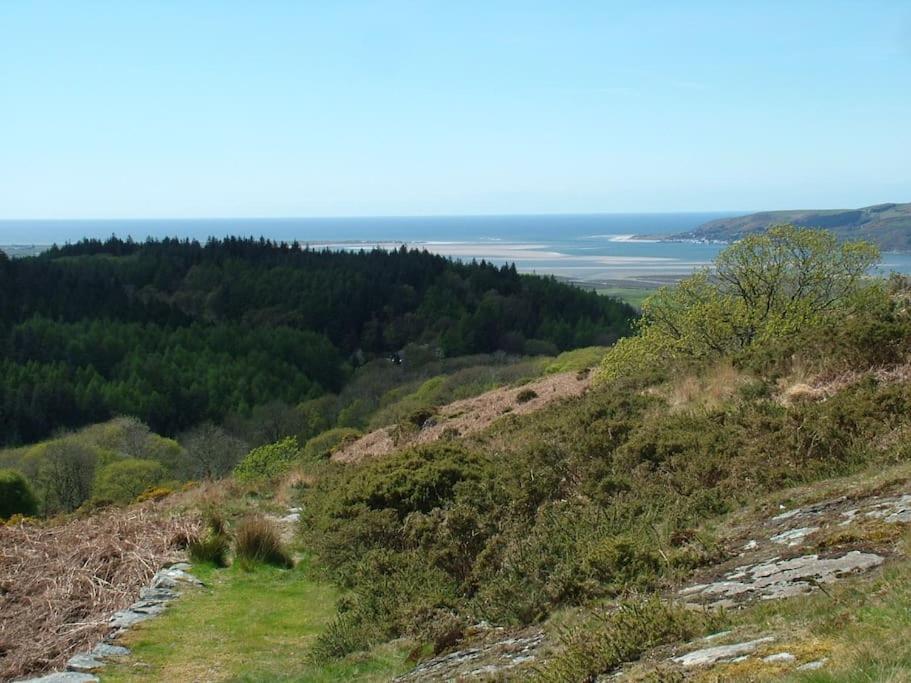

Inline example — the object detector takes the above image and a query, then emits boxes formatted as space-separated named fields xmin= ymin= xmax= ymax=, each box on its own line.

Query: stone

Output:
xmin=672 ymin=637 xmax=775 ymax=667
xmin=65 ymin=654 xmax=104 ymax=673
xmin=680 ymin=551 xmax=884 ymax=606
xmin=394 ymin=631 xmax=545 ymax=681
xmin=139 ymin=586 xmax=178 ymax=601
xmin=150 ymin=566 xmax=203 ymax=590
xmin=769 ymin=526 xmax=818 ymax=546
xmin=109 ymin=608 xmax=154 ymax=629
xmin=796 ymin=658 xmax=828 ymax=671
xmin=17 ymin=673 xmax=99 ymax=683
xmin=742 ymin=540 xmax=759 ymax=551
xmin=90 ymin=643 xmax=130 ymax=658
xmin=763 ymin=652 xmax=796 ymax=663
xmin=771 ymin=508 xmax=802 ymax=522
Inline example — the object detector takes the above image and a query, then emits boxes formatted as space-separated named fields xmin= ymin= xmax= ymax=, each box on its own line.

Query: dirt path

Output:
xmin=332 ymin=370 xmax=592 ymax=464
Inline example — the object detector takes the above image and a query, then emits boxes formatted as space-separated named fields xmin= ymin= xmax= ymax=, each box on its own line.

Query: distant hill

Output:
xmin=670 ymin=202 xmax=911 ymax=251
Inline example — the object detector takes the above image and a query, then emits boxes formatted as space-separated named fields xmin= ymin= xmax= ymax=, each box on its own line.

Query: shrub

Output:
xmin=310 ymin=549 xmax=459 ymax=660
xmin=93 ymin=458 xmax=166 ymax=505
xmin=544 ymin=346 xmax=609 ymax=374
xmin=516 ymin=388 xmax=538 ymax=404
xmin=234 ymin=437 xmax=301 ymax=481
xmin=136 ymin=486 xmax=173 ymax=503
xmin=0 ymin=469 xmax=38 ymax=519
xmin=599 ymin=227 xmax=879 ymax=382
xmin=303 ymin=429 xmax=362 ymax=461
xmin=234 ymin=514 xmax=293 ymax=569
xmin=188 ymin=509 xmax=231 ymax=567
xmin=341 ymin=443 xmax=492 ymax=518
xmin=534 ymin=598 xmax=720 ymax=681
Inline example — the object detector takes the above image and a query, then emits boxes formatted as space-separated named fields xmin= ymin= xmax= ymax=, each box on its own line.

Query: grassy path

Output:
xmin=101 ymin=563 xmax=408 ymax=682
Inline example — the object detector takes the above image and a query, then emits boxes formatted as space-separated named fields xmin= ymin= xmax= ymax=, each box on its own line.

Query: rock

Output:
xmin=796 ymin=658 xmax=828 ymax=671
xmin=150 ymin=566 xmax=203 ymax=590
xmin=395 ymin=631 xmax=545 ymax=681
xmin=680 ymin=551 xmax=884 ymax=606
xmin=109 ymin=608 xmax=155 ymax=629
xmin=281 ymin=512 xmax=300 ymax=523
xmin=672 ymin=637 xmax=775 ymax=667
xmin=17 ymin=673 xmax=99 ymax=683
xmin=772 ymin=508 xmax=802 ymax=522
xmin=139 ymin=586 xmax=178 ymax=601
xmin=841 ymin=494 xmax=911 ymax=526
xmin=742 ymin=540 xmax=759 ymax=551
xmin=90 ymin=643 xmax=130 ymax=658
xmin=763 ymin=652 xmax=796 ymax=663
xmin=770 ymin=526 xmax=818 ymax=546
xmin=127 ymin=600 xmax=168 ymax=616
xmin=65 ymin=653 xmax=104 ymax=673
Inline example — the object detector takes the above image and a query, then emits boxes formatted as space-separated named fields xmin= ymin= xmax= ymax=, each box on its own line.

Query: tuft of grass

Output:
xmin=188 ymin=508 xmax=231 ymax=567
xmin=234 ymin=514 xmax=293 ymax=570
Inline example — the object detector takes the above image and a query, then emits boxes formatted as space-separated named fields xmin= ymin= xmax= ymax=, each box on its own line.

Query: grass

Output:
xmin=595 ymin=286 xmax=656 ymax=309
xmin=100 ymin=561 xmax=410 ymax=682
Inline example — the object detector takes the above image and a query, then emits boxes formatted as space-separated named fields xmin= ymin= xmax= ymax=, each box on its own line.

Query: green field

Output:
xmin=595 ymin=286 xmax=656 ymax=309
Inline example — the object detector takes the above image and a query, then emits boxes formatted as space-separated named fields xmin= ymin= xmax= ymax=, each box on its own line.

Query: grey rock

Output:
xmin=65 ymin=654 xmax=104 ymax=673
xmin=17 ymin=673 xmax=99 ymax=683
xmin=763 ymin=652 xmax=796 ymax=663
xmin=127 ymin=600 xmax=167 ymax=616
xmin=770 ymin=526 xmax=819 ymax=546
xmin=139 ymin=586 xmax=178 ymax=601
xmin=672 ymin=637 xmax=775 ymax=667
xmin=109 ymin=608 xmax=154 ymax=629
xmin=150 ymin=566 xmax=202 ymax=590
xmin=395 ymin=631 xmax=545 ymax=681
xmin=796 ymin=658 xmax=828 ymax=671
xmin=91 ymin=643 xmax=130 ymax=658
xmin=680 ymin=551 xmax=884 ymax=606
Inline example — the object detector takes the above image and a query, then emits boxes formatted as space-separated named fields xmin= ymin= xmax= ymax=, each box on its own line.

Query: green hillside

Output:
xmin=672 ymin=201 xmax=911 ymax=250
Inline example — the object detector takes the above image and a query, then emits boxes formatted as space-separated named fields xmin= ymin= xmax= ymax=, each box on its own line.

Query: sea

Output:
xmin=2 ymin=213 xmax=911 ymax=285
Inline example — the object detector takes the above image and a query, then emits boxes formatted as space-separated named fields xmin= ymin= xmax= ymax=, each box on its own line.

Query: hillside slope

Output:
xmin=670 ymin=202 xmax=911 ymax=250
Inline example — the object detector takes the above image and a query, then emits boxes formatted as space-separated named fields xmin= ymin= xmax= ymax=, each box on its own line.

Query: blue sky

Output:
xmin=1 ymin=1 xmax=909 ymax=219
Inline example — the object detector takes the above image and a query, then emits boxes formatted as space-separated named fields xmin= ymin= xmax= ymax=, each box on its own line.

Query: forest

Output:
xmin=0 ymin=237 xmax=635 ymax=445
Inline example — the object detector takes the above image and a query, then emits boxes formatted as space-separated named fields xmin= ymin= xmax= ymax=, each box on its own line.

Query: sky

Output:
xmin=1 ymin=1 xmax=910 ymax=219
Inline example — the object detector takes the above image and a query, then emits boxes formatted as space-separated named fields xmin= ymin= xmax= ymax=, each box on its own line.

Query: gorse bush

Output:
xmin=0 ymin=469 xmax=38 ymax=519
xmin=234 ymin=515 xmax=292 ymax=570
xmin=534 ymin=597 xmax=722 ymax=681
xmin=234 ymin=437 xmax=302 ymax=481
xmin=93 ymin=458 xmax=167 ymax=504
xmin=303 ymin=429 xmax=361 ymax=461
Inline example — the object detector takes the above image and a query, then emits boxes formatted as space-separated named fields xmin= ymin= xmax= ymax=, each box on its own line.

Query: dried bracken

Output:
xmin=0 ymin=503 xmax=200 ymax=680
xmin=331 ymin=370 xmax=591 ymax=464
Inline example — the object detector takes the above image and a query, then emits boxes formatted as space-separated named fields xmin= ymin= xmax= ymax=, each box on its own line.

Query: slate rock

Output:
xmin=672 ymin=637 xmax=775 ymax=667
xmin=17 ymin=673 xmax=99 ymax=683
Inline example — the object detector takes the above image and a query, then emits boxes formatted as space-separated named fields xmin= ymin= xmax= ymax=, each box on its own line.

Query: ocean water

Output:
xmin=2 ymin=213 xmax=910 ymax=283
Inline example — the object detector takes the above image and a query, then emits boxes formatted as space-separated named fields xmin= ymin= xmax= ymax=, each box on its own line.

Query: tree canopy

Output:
xmin=0 ymin=236 xmax=635 ymax=445
xmin=599 ymin=226 xmax=880 ymax=380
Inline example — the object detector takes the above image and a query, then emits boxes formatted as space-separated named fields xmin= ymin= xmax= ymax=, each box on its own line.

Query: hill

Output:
xmin=0 ymin=237 xmax=635 ymax=446
xmin=670 ymin=201 xmax=911 ymax=250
